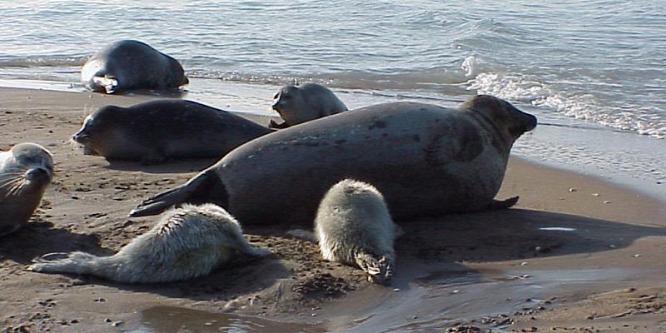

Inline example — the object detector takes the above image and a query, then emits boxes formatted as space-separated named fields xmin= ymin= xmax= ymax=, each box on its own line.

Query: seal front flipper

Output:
xmin=268 ymin=119 xmax=289 ymax=129
xmin=130 ymin=170 xmax=228 ymax=217
xmin=355 ymin=252 xmax=393 ymax=285
xmin=92 ymin=76 xmax=119 ymax=94
xmin=486 ymin=196 xmax=519 ymax=210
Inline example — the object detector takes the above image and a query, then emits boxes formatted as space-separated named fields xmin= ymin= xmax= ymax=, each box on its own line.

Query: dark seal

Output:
xmin=131 ymin=95 xmax=537 ymax=225
xmin=73 ymin=100 xmax=273 ymax=164
xmin=81 ymin=40 xmax=189 ymax=94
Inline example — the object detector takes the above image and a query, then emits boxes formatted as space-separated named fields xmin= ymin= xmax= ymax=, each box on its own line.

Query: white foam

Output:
xmin=467 ymin=72 xmax=665 ymax=139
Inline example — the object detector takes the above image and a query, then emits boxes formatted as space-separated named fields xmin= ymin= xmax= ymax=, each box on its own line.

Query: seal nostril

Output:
xmin=25 ymin=167 xmax=50 ymax=181
xmin=73 ymin=132 xmax=88 ymax=143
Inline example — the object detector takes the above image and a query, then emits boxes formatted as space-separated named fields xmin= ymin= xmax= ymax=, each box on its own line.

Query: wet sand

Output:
xmin=0 ymin=87 xmax=664 ymax=332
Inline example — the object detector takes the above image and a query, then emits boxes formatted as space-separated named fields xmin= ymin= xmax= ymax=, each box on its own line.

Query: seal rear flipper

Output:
xmin=487 ymin=196 xmax=519 ymax=210
xmin=28 ymin=251 xmax=100 ymax=276
xmin=130 ymin=170 xmax=228 ymax=217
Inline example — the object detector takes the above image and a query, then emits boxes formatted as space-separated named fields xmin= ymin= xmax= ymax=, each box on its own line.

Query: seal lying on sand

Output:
xmin=315 ymin=179 xmax=397 ymax=285
xmin=81 ymin=40 xmax=189 ymax=94
xmin=269 ymin=83 xmax=347 ymax=129
xmin=30 ymin=204 xmax=269 ymax=283
xmin=131 ymin=95 xmax=537 ymax=225
xmin=0 ymin=143 xmax=53 ymax=237
xmin=73 ymin=100 xmax=273 ymax=164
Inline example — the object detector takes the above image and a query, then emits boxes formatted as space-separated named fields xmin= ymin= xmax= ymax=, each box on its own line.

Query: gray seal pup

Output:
xmin=29 ymin=203 xmax=270 ymax=283
xmin=315 ymin=179 xmax=397 ymax=285
xmin=269 ymin=83 xmax=348 ymax=129
xmin=73 ymin=100 xmax=274 ymax=164
xmin=81 ymin=40 xmax=189 ymax=94
xmin=131 ymin=95 xmax=537 ymax=226
xmin=0 ymin=143 xmax=53 ymax=237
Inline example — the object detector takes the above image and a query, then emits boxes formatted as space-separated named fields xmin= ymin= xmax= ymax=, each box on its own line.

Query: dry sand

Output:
xmin=0 ymin=87 xmax=664 ymax=332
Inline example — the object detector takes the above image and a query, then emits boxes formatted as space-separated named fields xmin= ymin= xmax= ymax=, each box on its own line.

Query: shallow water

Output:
xmin=135 ymin=306 xmax=324 ymax=333
xmin=0 ymin=0 xmax=664 ymax=138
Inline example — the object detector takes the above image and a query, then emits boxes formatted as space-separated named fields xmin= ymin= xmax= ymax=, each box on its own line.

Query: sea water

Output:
xmin=0 ymin=0 xmax=663 ymax=189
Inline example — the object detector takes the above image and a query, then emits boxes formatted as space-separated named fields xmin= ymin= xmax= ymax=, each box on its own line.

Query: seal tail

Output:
xmin=355 ymin=251 xmax=394 ymax=285
xmin=130 ymin=169 xmax=228 ymax=217
xmin=28 ymin=252 xmax=113 ymax=278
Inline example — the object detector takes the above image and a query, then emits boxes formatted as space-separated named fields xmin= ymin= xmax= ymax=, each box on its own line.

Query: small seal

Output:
xmin=81 ymin=40 xmax=189 ymax=94
xmin=315 ymin=179 xmax=397 ymax=284
xmin=0 ymin=143 xmax=53 ymax=237
xmin=29 ymin=204 xmax=270 ymax=283
xmin=73 ymin=100 xmax=273 ymax=164
xmin=131 ymin=95 xmax=536 ymax=226
xmin=269 ymin=83 xmax=347 ymax=129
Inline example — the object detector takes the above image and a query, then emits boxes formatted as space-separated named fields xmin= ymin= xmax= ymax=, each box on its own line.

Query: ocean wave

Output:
xmin=467 ymin=69 xmax=665 ymax=139
xmin=0 ymin=56 xmax=88 ymax=68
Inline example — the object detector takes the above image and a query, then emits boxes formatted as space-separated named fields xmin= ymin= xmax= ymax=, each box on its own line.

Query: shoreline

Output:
xmin=0 ymin=86 xmax=665 ymax=332
xmin=0 ymin=82 xmax=663 ymax=201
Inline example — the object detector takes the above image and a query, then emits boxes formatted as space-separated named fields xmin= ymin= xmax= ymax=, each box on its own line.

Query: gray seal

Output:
xmin=81 ymin=40 xmax=189 ymax=94
xmin=29 ymin=204 xmax=270 ymax=283
xmin=130 ymin=95 xmax=537 ymax=225
xmin=0 ymin=143 xmax=53 ymax=237
xmin=73 ymin=100 xmax=273 ymax=164
xmin=315 ymin=179 xmax=397 ymax=285
xmin=269 ymin=83 xmax=347 ymax=129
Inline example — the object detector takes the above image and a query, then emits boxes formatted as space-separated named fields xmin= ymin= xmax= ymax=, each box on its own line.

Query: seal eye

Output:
xmin=273 ymin=92 xmax=280 ymax=100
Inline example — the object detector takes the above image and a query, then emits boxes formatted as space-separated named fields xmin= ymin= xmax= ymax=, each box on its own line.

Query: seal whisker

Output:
xmin=0 ymin=176 xmax=23 ymax=190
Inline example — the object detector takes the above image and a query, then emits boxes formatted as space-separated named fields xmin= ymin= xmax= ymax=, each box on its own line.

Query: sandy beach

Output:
xmin=0 ymin=87 xmax=665 ymax=332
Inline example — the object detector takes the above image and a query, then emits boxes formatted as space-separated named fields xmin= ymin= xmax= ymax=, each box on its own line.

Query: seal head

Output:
xmin=270 ymin=83 xmax=347 ymax=128
xmin=0 ymin=143 xmax=53 ymax=237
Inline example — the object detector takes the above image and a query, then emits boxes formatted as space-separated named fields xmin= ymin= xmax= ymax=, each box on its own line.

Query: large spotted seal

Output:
xmin=269 ymin=83 xmax=347 ymax=129
xmin=0 ymin=143 xmax=53 ymax=237
xmin=315 ymin=179 xmax=397 ymax=285
xmin=73 ymin=100 xmax=273 ymax=164
xmin=131 ymin=95 xmax=537 ymax=225
xmin=30 ymin=204 xmax=269 ymax=283
xmin=81 ymin=40 xmax=189 ymax=94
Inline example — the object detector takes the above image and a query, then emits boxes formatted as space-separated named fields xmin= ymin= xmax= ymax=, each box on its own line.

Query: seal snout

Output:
xmin=25 ymin=167 xmax=51 ymax=183
xmin=72 ymin=131 xmax=90 ymax=143
xmin=511 ymin=109 xmax=538 ymax=137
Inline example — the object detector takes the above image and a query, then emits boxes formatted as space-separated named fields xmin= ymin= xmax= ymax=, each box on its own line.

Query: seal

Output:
xmin=315 ymin=179 xmax=397 ymax=284
xmin=0 ymin=143 xmax=53 ymax=237
xmin=131 ymin=95 xmax=537 ymax=226
xmin=81 ymin=40 xmax=189 ymax=94
xmin=73 ymin=100 xmax=274 ymax=164
xmin=29 ymin=203 xmax=270 ymax=283
xmin=269 ymin=83 xmax=348 ymax=129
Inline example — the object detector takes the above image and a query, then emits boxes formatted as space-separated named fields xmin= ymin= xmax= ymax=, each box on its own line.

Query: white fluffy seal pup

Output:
xmin=269 ymin=83 xmax=348 ymax=129
xmin=315 ymin=179 xmax=397 ymax=284
xmin=0 ymin=143 xmax=53 ymax=237
xmin=29 ymin=204 xmax=269 ymax=283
